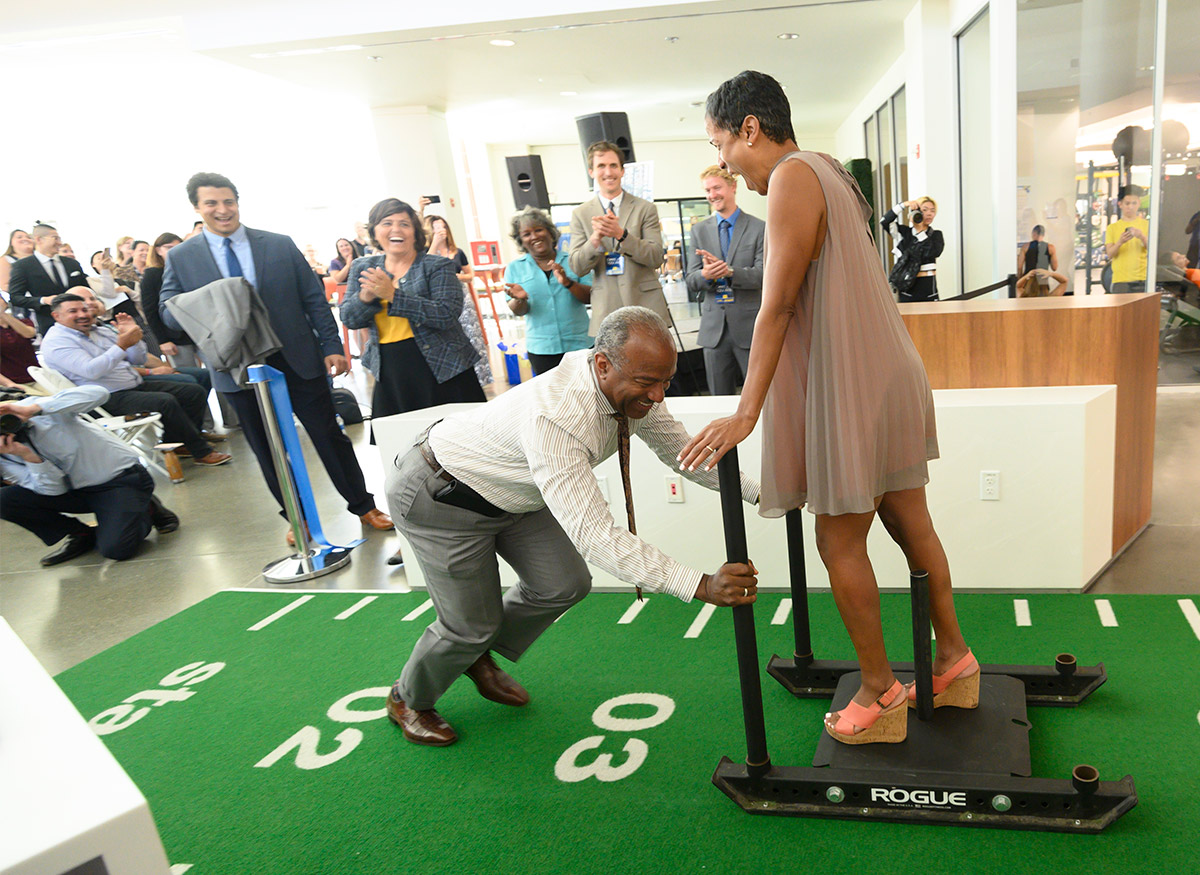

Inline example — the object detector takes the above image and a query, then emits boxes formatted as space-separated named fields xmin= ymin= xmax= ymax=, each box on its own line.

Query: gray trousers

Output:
xmin=702 ymin=325 xmax=750 ymax=396
xmin=386 ymin=447 xmax=592 ymax=710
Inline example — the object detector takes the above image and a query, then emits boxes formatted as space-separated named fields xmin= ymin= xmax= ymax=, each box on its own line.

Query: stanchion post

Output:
xmin=252 ymin=380 xmax=313 ymax=572
xmin=717 ymin=449 xmax=770 ymax=778
xmin=784 ymin=509 xmax=813 ymax=664
xmin=909 ymin=570 xmax=934 ymax=721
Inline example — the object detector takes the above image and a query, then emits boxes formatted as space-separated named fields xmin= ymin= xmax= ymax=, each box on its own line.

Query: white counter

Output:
xmin=374 ymin=384 xmax=1115 ymax=594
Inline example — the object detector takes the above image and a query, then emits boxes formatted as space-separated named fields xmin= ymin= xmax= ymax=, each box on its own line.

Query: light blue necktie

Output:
xmin=223 ymin=237 xmax=243 ymax=278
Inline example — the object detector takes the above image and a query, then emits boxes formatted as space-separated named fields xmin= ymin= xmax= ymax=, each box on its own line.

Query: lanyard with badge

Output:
xmin=603 ymin=202 xmax=626 ymax=276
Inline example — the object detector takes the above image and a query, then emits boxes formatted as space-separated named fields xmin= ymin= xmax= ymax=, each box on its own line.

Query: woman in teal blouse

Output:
xmin=503 ymin=207 xmax=592 ymax=375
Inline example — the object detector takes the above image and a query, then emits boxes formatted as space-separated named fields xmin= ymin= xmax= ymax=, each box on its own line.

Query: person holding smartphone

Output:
xmin=1105 ymin=188 xmax=1150 ymax=293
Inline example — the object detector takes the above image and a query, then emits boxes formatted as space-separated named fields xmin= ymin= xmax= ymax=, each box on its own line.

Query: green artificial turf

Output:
xmin=55 ymin=591 xmax=1198 ymax=874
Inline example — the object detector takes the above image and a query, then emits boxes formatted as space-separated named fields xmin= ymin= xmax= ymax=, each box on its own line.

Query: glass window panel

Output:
xmin=958 ymin=8 xmax=993 ymax=296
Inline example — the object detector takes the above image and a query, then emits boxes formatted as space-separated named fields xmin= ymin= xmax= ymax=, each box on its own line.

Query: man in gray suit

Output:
xmin=160 ymin=172 xmax=393 ymax=538
xmin=569 ymin=141 xmax=668 ymax=334
xmin=684 ymin=165 xmax=765 ymax=395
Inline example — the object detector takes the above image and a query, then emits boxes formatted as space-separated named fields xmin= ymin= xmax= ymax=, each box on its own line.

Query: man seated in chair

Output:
xmin=0 ymin=385 xmax=180 ymax=566
xmin=39 ymin=294 xmax=231 ymax=467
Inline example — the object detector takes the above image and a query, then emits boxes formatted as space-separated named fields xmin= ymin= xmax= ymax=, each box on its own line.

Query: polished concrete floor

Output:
xmin=3 ymin=377 xmax=1199 ymax=675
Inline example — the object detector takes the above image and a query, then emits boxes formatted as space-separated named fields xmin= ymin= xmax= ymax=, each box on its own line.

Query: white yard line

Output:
xmin=247 ymin=595 xmax=313 ymax=631
xmin=618 ymin=599 xmax=650 ymax=624
xmin=684 ymin=603 xmax=718 ymax=639
xmin=1179 ymin=599 xmax=1200 ymax=641
xmin=771 ymin=599 xmax=792 ymax=626
xmin=1094 ymin=599 xmax=1119 ymax=627
xmin=1014 ymin=599 xmax=1032 ymax=627
xmin=402 ymin=599 xmax=436 ymax=622
xmin=334 ymin=596 xmax=378 ymax=620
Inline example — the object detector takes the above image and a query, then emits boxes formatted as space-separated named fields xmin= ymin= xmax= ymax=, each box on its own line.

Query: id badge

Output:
xmin=604 ymin=252 xmax=626 ymax=276
xmin=714 ymin=281 xmax=735 ymax=305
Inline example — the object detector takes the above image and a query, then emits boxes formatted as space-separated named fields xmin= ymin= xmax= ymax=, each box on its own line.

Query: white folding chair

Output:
xmin=27 ymin=366 xmax=169 ymax=479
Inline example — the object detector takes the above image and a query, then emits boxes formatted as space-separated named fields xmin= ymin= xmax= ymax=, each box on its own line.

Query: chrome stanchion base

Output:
xmin=262 ymin=546 xmax=353 ymax=584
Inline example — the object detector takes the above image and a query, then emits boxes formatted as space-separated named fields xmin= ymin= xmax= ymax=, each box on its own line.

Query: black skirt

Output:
xmin=371 ymin=338 xmax=485 ymax=441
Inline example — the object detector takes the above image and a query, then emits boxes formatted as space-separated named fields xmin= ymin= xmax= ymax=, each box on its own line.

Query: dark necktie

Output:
xmin=223 ymin=237 xmax=244 ymax=278
xmin=719 ymin=219 xmax=732 ymax=261
xmin=614 ymin=413 xmax=642 ymax=601
xmin=47 ymin=258 xmax=64 ymax=289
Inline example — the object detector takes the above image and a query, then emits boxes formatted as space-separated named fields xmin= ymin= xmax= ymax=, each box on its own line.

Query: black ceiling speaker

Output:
xmin=576 ymin=112 xmax=636 ymax=168
xmin=505 ymin=155 xmax=551 ymax=210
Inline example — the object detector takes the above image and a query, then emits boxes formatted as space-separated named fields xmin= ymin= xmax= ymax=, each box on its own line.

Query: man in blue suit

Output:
xmin=160 ymin=172 xmax=392 ymax=538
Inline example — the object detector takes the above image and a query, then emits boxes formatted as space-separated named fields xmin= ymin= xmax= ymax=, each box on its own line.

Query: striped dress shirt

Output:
xmin=429 ymin=350 xmax=761 ymax=601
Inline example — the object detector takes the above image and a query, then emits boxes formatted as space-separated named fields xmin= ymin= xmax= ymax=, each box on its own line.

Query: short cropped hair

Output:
xmin=1119 ymin=185 xmax=1143 ymax=201
xmin=32 ymin=224 xmax=58 ymax=238
xmin=1031 ymin=224 xmax=1045 ymax=236
xmin=50 ymin=293 xmax=85 ymax=311
xmin=594 ymin=306 xmax=673 ymax=370
xmin=366 ymin=198 xmax=426 ymax=252
xmin=187 ymin=172 xmax=239 ymax=206
xmin=586 ymin=140 xmax=625 ymax=169
xmin=706 ymin=70 xmax=796 ymax=145
xmin=700 ymin=165 xmax=737 ymax=185
xmin=509 ymin=206 xmax=559 ymax=253
xmin=918 ymin=196 xmax=938 ymax=211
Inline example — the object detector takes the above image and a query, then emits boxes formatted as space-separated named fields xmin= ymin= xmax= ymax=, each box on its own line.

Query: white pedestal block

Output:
xmin=0 ymin=619 xmax=171 ymax=875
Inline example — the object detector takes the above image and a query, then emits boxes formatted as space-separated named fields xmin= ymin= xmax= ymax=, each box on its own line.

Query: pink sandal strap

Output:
xmin=932 ymin=650 xmax=978 ymax=693
xmin=831 ymin=680 xmax=904 ymax=735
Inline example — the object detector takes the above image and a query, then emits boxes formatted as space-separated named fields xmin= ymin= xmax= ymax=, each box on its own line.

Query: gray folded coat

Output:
xmin=163 ymin=277 xmax=283 ymax=390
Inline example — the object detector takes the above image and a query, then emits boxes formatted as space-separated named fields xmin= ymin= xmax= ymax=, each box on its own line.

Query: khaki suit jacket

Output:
xmin=569 ymin=192 xmax=668 ymax=333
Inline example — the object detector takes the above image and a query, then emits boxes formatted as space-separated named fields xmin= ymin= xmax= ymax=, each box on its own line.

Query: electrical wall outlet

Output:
xmin=665 ymin=474 xmax=685 ymax=503
xmin=980 ymin=470 xmax=1000 ymax=501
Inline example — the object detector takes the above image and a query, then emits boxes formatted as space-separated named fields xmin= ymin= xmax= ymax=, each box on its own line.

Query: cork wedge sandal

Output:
xmin=908 ymin=649 xmax=980 ymax=710
xmin=824 ymin=679 xmax=908 ymax=745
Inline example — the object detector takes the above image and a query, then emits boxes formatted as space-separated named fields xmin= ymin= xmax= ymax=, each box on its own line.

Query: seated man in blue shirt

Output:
xmin=0 ymin=386 xmax=180 ymax=566
xmin=39 ymin=294 xmax=231 ymax=467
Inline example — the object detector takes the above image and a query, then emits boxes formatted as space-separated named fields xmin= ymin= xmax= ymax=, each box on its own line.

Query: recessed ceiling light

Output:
xmin=560 ymin=91 xmax=577 ymax=97
xmin=368 ymin=55 xmax=382 ymax=61
xmin=690 ymin=100 xmax=704 ymax=107
xmin=778 ymin=33 xmax=799 ymax=39
xmin=490 ymin=39 xmax=516 ymax=47
xmin=665 ymin=36 xmax=679 ymax=43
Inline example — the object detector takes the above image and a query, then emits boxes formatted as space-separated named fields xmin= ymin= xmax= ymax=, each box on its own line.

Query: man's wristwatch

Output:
xmin=618 ymin=229 xmax=629 ymax=244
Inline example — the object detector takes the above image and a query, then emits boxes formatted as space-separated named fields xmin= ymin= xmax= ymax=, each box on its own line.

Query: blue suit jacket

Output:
xmin=160 ymin=227 xmax=340 ymax=392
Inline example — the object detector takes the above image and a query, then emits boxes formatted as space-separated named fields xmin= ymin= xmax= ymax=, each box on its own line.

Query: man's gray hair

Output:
xmin=594 ymin=306 xmax=673 ymax=370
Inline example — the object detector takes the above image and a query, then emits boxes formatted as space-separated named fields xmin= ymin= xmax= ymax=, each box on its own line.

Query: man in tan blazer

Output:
xmin=569 ymin=141 xmax=668 ymax=334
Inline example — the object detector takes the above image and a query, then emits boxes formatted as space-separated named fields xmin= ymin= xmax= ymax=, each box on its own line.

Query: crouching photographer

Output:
xmin=0 ymin=385 xmax=179 ymax=566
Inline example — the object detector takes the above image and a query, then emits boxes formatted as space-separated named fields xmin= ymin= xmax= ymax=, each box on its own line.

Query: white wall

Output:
xmin=375 ymin=384 xmax=1117 ymax=598
xmin=1016 ymin=108 xmax=1079 ymax=287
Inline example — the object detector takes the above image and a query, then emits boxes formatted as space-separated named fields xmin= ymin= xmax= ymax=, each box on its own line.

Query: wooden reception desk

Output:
xmin=899 ymin=292 xmax=1159 ymax=555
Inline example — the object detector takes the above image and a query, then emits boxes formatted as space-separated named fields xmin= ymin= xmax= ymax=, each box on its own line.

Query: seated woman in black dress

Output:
xmin=338 ymin=198 xmax=484 ymax=441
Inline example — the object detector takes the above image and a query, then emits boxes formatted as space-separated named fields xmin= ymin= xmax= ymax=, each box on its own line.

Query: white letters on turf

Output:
xmin=88 ymin=661 xmax=226 ymax=736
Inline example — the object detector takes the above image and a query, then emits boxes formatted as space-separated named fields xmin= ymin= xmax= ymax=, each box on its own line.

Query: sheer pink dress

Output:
xmin=759 ymin=151 xmax=938 ymax=518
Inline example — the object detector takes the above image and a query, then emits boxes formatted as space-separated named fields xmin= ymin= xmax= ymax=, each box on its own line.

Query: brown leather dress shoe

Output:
xmin=386 ymin=684 xmax=457 ymax=746
xmin=464 ymin=652 xmax=530 ymax=706
xmin=194 ymin=451 xmax=233 ymax=467
xmin=360 ymin=508 xmax=394 ymax=530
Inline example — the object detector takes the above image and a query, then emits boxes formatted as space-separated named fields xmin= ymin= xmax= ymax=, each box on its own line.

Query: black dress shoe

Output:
xmin=385 ymin=684 xmax=457 ymax=746
xmin=387 ymin=547 xmax=404 ymax=566
xmin=464 ymin=652 xmax=530 ymax=706
xmin=40 ymin=530 xmax=96 ymax=566
xmin=149 ymin=495 xmax=180 ymax=533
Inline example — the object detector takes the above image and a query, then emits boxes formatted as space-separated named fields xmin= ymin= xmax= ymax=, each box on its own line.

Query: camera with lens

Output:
xmin=0 ymin=412 xmax=30 ymax=439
